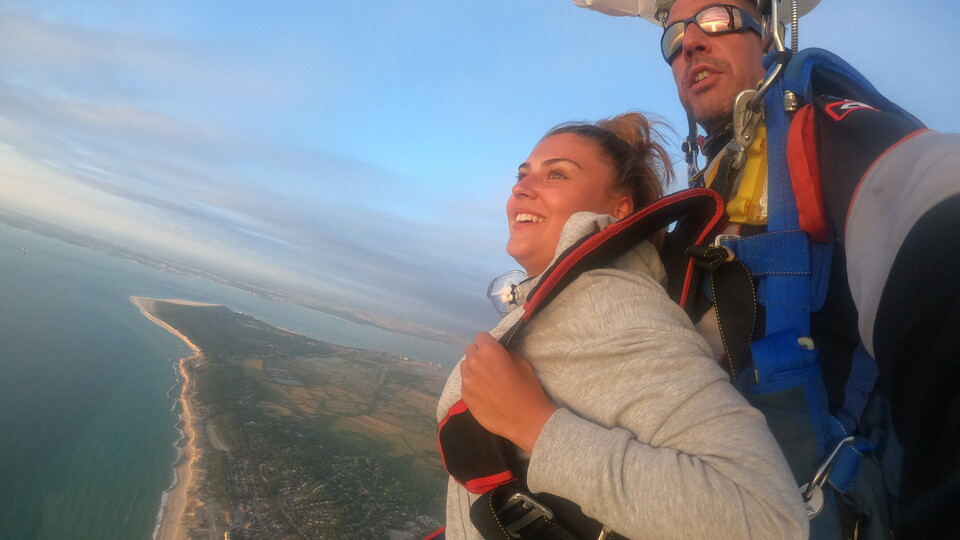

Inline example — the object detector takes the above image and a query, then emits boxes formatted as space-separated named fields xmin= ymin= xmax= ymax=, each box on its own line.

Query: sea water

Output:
xmin=0 ymin=223 xmax=463 ymax=539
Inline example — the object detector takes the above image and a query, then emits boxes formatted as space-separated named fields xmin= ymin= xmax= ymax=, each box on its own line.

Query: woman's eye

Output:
xmin=548 ymin=169 xmax=567 ymax=180
xmin=516 ymin=172 xmax=527 ymax=183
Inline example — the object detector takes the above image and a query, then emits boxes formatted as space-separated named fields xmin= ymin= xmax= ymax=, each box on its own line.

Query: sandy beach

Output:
xmin=130 ymin=297 xmax=214 ymax=540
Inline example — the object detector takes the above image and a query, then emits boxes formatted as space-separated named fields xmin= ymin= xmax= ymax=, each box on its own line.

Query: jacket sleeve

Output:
xmin=844 ymin=130 xmax=960 ymax=358
xmin=843 ymin=131 xmax=960 ymax=520
xmin=523 ymin=269 xmax=809 ymax=540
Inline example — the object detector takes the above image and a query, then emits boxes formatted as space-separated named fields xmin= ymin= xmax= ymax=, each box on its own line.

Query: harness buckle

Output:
xmin=597 ymin=526 xmax=616 ymax=540
xmin=712 ymin=234 xmax=740 ymax=263
xmin=712 ymin=234 xmax=741 ymax=248
xmin=499 ymin=492 xmax=555 ymax=537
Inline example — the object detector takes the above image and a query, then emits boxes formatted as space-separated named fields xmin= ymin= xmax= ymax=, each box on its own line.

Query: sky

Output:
xmin=1 ymin=0 xmax=958 ymax=339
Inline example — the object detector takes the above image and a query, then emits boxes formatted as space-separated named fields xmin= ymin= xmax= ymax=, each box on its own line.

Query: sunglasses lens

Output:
xmin=661 ymin=21 xmax=685 ymax=63
xmin=660 ymin=5 xmax=756 ymax=64
xmin=696 ymin=6 xmax=742 ymax=33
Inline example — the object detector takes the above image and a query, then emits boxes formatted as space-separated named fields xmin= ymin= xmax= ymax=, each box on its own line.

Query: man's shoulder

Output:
xmin=796 ymin=92 xmax=927 ymax=232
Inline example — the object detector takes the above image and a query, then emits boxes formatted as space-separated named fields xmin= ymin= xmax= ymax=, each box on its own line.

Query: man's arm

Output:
xmin=842 ymin=131 xmax=960 ymax=538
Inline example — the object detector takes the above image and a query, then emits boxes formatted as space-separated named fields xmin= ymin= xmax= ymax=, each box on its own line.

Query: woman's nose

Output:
xmin=512 ymin=174 xmax=537 ymax=198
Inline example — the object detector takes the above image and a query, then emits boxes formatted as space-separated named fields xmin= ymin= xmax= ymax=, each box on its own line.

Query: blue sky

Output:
xmin=1 ymin=0 xmax=958 ymax=338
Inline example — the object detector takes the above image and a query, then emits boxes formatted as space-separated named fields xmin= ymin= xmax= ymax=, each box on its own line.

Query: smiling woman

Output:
xmin=435 ymin=112 xmax=808 ymax=539
xmin=506 ymin=113 xmax=669 ymax=277
xmin=507 ymin=133 xmax=626 ymax=277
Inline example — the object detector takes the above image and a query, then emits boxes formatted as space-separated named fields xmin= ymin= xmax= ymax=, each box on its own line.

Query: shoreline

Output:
xmin=130 ymin=297 xmax=210 ymax=540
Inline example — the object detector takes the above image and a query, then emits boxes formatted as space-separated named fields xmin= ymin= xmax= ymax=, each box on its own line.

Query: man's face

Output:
xmin=667 ymin=0 xmax=767 ymax=134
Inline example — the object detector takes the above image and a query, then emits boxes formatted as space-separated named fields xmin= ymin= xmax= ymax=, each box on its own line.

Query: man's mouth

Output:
xmin=515 ymin=213 xmax=545 ymax=223
xmin=695 ymin=70 xmax=711 ymax=83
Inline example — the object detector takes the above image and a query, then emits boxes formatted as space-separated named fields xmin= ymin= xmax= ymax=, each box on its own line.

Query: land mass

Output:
xmin=1 ymin=209 xmax=466 ymax=346
xmin=132 ymin=297 xmax=447 ymax=540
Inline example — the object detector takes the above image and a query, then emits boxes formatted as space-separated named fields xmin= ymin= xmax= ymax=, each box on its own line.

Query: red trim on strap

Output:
xmin=679 ymin=257 xmax=696 ymax=308
xmin=437 ymin=400 xmax=468 ymax=481
xmin=844 ymin=128 xmax=931 ymax=240
xmin=423 ymin=526 xmax=446 ymax=540
xmin=464 ymin=470 xmax=515 ymax=494
xmin=439 ymin=399 xmax=468 ymax=431
xmin=680 ymin=208 xmax=728 ymax=309
xmin=787 ymin=104 xmax=830 ymax=243
xmin=526 ymin=189 xmax=726 ymax=316
xmin=437 ymin=399 xmax=516 ymax=494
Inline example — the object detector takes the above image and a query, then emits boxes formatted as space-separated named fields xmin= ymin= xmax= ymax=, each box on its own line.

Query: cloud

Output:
xmin=6 ymin=2 xmax=699 ymax=338
xmin=0 ymin=39 xmax=510 ymax=337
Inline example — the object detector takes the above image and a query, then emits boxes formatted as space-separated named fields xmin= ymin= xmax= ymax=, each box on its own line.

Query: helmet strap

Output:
xmin=682 ymin=114 xmax=702 ymax=181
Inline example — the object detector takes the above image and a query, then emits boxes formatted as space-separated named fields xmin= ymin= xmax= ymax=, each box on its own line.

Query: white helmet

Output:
xmin=571 ymin=0 xmax=823 ymax=179
xmin=572 ymin=0 xmax=820 ymax=26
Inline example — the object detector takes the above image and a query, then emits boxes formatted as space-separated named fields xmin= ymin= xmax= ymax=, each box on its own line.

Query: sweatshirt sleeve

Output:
xmin=523 ymin=269 xmax=808 ymax=540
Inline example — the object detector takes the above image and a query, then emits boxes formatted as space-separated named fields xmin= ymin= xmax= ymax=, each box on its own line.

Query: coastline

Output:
xmin=130 ymin=297 xmax=213 ymax=540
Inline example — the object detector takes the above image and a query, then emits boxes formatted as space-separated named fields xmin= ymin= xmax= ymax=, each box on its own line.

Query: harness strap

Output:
xmin=705 ymin=148 xmax=739 ymax=201
xmin=438 ymin=400 xmax=517 ymax=494
xmin=523 ymin=188 xmax=727 ymax=324
xmin=753 ymin=49 xmax=906 ymax=539
xmin=470 ymin=484 xmax=581 ymax=540
xmin=687 ymin=243 xmax=757 ymax=380
xmin=710 ymin=257 xmax=757 ymax=380
xmin=763 ymin=72 xmax=814 ymax=338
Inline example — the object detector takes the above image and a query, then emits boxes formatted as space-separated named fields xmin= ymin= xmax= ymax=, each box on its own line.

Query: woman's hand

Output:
xmin=460 ymin=332 xmax=558 ymax=453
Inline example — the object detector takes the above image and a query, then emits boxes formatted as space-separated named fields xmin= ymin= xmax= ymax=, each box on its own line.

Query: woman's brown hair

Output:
xmin=543 ymin=112 xmax=675 ymax=212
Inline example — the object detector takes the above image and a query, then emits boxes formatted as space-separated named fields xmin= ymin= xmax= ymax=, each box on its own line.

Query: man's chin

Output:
xmin=680 ymin=97 xmax=729 ymax=135
xmin=690 ymin=107 xmax=731 ymax=136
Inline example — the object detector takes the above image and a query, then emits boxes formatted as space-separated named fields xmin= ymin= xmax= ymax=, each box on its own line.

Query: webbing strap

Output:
xmin=763 ymin=71 xmax=811 ymax=337
xmin=750 ymin=329 xmax=818 ymax=383
xmin=706 ymin=148 xmax=739 ymax=201
xmin=724 ymin=231 xmax=809 ymax=275
xmin=687 ymin=243 xmax=757 ymax=380
xmin=728 ymin=49 xmax=902 ymax=539
xmin=523 ymin=188 xmax=726 ymax=324
xmin=711 ymin=258 xmax=757 ymax=380
xmin=824 ymin=418 xmax=876 ymax=494
xmin=470 ymin=484 xmax=583 ymax=540
xmin=837 ymin=344 xmax=878 ymax=434
xmin=755 ymin=51 xmax=885 ymax=538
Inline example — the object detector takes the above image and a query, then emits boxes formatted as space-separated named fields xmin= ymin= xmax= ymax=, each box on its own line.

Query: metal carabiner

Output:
xmin=724 ymin=90 xmax=762 ymax=169
xmin=799 ymin=436 xmax=856 ymax=519
xmin=751 ymin=0 xmax=794 ymax=108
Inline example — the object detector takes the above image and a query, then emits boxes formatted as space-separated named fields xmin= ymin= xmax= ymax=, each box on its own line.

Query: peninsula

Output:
xmin=131 ymin=297 xmax=446 ymax=539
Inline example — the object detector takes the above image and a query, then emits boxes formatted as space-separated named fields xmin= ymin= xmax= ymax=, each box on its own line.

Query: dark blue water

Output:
xmin=0 ymin=224 xmax=461 ymax=539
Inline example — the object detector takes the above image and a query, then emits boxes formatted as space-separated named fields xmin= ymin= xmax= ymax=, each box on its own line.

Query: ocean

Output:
xmin=0 ymin=223 xmax=463 ymax=539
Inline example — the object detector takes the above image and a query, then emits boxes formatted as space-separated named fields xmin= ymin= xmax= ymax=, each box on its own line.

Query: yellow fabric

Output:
xmin=704 ymin=124 xmax=769 ymax=226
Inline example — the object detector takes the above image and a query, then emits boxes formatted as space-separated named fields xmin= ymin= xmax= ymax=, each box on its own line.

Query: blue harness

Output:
xmin=714 ymin=48 xmax=904 ymax=539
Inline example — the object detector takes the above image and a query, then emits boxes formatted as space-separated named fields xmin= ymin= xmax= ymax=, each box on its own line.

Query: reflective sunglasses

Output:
xmin=660 ymin=4 xmax=762 ymax=64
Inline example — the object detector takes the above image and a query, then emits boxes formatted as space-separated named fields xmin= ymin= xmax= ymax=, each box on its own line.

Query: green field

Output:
xmin=142 ymin=299 xmax=447 ymax=539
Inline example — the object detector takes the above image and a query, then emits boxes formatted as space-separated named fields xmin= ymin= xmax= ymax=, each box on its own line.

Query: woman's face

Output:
xmin=506 ymin=133 xmax=632 ymax=277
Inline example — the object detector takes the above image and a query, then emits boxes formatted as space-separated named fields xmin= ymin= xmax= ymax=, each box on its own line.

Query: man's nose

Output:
xmin=680 ymin=22 xmax=711 ymax=58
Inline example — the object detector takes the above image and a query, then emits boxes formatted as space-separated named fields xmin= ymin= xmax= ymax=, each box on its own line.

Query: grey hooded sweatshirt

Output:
xmin=438 ymin=212 xmax=808 ymax=540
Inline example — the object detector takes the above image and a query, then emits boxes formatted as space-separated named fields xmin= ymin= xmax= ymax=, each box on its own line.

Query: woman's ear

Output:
xmin=612 ymin=196 xmax=634 ymax=220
